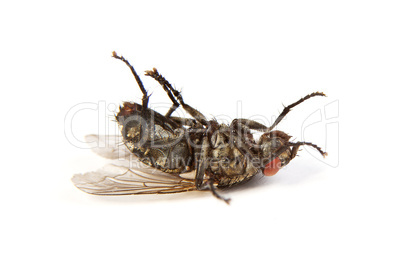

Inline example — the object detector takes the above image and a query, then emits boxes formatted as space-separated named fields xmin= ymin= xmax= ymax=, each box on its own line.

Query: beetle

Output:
xmin=72 ymin=52 xmax=327 ymax=203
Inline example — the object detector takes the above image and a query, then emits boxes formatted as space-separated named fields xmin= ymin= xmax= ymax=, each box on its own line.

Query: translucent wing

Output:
xmin=72 ymin=164 xmax=196 ymax=195
xmin=85 ymin=134 xmax=131 ymax=160
xmin=72 ymin=135 xmax=197 ymax=195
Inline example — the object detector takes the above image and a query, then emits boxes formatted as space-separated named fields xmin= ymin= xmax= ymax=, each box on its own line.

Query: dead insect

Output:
xmin=72 ymin=52 xmax=327 ymax=204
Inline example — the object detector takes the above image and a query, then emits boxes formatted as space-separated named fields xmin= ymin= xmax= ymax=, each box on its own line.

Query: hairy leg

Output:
xmin=145 ymin=68 xmax=209 ymax=125
xmin=112 ymin=52 xmax=150 ymax=109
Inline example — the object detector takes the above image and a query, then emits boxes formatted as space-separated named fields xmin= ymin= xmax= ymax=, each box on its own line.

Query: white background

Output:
xmin=1 ymin=1 xmax=401 ymax=267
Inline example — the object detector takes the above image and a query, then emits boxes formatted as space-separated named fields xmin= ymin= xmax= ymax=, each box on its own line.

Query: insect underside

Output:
xmin=72 ymin=52 xmax=327 ymax=204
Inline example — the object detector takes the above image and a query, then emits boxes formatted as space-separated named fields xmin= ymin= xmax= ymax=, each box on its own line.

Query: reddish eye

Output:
xmin=263 ymin=157 xmax=282 ymax=176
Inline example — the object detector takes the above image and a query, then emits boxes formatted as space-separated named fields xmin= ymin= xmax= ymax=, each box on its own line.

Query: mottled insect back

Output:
xmin=72 ymin=52 xmax=327 ymax=204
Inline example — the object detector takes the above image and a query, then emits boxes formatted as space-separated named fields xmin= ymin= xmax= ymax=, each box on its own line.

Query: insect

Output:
xmin=72 ymin=51 xmax=327 ymax=204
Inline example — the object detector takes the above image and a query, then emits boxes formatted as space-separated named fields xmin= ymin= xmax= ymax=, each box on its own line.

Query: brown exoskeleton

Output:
xmin=72 ymin=52 xmax=327 ymax=204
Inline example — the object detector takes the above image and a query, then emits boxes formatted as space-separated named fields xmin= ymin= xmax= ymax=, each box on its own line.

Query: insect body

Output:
xmin=72 ymin=52 xmax=327 ymax=203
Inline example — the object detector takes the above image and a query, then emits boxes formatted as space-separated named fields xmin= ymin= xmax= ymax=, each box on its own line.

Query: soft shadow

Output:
xmin=68 ymin=187 xmax=212 ymax=205
xmin=223 ymin=160 xmax=328 ymax=194
xmin=66 ymin=160 xmax=328 ymax=205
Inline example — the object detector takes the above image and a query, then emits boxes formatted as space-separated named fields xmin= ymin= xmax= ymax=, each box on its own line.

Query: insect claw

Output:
xmin=224 ymin=198 xmax=231 ymax=205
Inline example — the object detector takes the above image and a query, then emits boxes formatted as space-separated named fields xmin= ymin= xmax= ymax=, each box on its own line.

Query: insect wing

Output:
xmin=72 ymin=134 xmax=196 ymax=195
xmin=85 ymin=134 xmax=131 ymax=160
xmin=72 ymin=163 xmax=197 ymax=195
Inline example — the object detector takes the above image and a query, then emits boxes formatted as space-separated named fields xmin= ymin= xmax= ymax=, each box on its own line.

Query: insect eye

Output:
xmin=263 ymin=157 xmax=281 ymax=176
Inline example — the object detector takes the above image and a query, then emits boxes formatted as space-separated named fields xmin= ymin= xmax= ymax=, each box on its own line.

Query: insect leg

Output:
xmin=268 ymin=92 xmax=326 ymax=131
xmin=195 ymin=135 xmax=209 ymax=189
xmin=288 ymin=141 xmax=328 ymax=158
xmin=145 ymin=68 xmax=208 ymax=125
xmin=231 ymin=130 xmax=258 ymax=158
xmin=169 ymin=117 xmax=203 ymax=128
xmin=209 ymin=179 xmax=231 ymax=204
xmin=112 ymin=52 xmax=149 ymax=108
xmin=231 ymin=119 xmax=269 ymax=132
xmin=145 ymin=68 xmax=179 ymax=117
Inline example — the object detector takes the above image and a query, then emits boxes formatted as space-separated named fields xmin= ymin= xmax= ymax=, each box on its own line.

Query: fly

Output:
xmin=72 ymin=52 xmax=327 ymax=204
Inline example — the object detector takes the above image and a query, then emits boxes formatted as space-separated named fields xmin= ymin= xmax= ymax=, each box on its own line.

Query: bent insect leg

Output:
xmin=209 ymin=179 xmax=231 ymax=204
xmin=194 ymin=136 xmax=209 ymax=189
xmin=193 ymin=136 xmax=231 ymax=204
xmin=230 ymin=118 xmax=269 ymax=132
xmin=231 ymin=93 xmax=326 ymax=132
xmin=112 ymin=52 xmax=150 ymax=109
xmin=145 ymin=68 xmax=209 ymax=125
xmin=145 ymin=68 xmax=179 ymax=117
xmin=268 ymin=92 xmax=326 ymax=131
xmin=288 ymin=141 xmax=328 ymax=159
xmin=169 ymin=117 xmax=203 ymax=128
